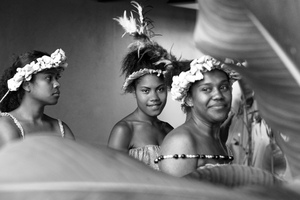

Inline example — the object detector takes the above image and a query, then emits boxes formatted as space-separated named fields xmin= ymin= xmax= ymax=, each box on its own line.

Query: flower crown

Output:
xmin=122 ymin=68 xmax=164 ymax=91
xmin=0 ymin=49 xmax=68 ymax=103
xmin=171 ymin=55 xmax=246 ymax=104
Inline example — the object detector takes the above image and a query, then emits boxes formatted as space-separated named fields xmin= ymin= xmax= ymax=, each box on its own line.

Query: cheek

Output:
xmin=159 ymin=91 xmax=167 ymax=101
xmin=193 ymin=92 xmax=209 ymax=105
xmin=135 ymin=93 xmax=147 ymax=104
xmin=224 ymin=91 xmax=232 ymax=102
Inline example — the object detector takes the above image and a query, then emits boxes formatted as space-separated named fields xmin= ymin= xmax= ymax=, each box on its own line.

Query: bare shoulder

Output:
xmin=0 ymin=115 xmax=21 ymax=147
xmin=107 ymin=119 xmax=133 ymax=151
xmin=159 ymin=126 xmax=198 ymax=177
xmin=111 ymin=120 xmax=132 ymax=136
xmin=162 ymin=126 xmax=194 ymax=148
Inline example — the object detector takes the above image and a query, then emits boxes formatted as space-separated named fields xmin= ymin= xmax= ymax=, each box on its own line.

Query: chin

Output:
xmin=212 ymin=114 xmax=229 ymax=123
xmin=148 ymin=110 xmax=162 ymax=117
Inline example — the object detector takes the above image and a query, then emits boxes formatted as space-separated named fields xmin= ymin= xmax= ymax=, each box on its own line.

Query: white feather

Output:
xmin=113 ymin=10 xmax=138 ymax=36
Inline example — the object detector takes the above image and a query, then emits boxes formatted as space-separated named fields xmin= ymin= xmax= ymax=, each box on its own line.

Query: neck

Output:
xmin=13 ymin=99 xmax=45 ymax=122
xmin=134 ymin=108 xmax=158 ymax=125
xmin=189 ymin=115 xmax=221 ymax=140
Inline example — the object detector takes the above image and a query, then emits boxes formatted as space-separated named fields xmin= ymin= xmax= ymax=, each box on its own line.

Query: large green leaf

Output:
xmin=194 ymin=0 xmax=300 ymax=179
xmin=0 ymin=135 xmax=299 ymax=199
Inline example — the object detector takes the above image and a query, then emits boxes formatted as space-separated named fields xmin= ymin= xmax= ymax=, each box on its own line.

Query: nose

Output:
xmin=53 ymin=79 xmax=60 ymax=88
xmin=150 ymin=91 xmax=160 ymax=102
xmin=212 ymin=88 xmax=224 ymax=100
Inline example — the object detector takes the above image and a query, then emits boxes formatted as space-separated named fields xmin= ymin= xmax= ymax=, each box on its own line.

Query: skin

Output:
xmin=159 ymin=70 xmax=232 ymax=177
xmin=108 ymin=74 xmax=173 ymax=152
xmin=0 ymin=68 xmax=75 ymax=148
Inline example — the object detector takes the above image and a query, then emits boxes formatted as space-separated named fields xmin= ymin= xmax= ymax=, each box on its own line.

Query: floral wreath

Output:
xmin=171 ymin=55 xmax=246 ymax=104
xmin=122 ymin=68 xmax=164 ymax=91
xmin=0 ymin=48 xmax=68 ymax=103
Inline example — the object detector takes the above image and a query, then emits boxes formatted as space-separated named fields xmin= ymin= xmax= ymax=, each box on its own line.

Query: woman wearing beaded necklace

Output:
xmin=157 ymin=55 xmax=245 ymax=177
xmin=0 ymin=49 xmax=75 ymax=148
xmin=107 ymin=1 xmax=176 ymax=170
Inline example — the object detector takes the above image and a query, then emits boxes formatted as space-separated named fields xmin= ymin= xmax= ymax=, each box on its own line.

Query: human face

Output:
xmin=28 ymin=68 xmax=62 ymax=105
xmin=188 ymin=69 xmax=232 ymax=124
xmin=135 ymin=74 xmax=167 ymax=117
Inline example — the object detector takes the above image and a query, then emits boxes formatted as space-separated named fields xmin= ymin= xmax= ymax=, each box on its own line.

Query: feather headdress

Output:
xmin=114 ymin=1 xmax=156 ymax=54
xmin=114 ymin=1 xmax=178 ymax=93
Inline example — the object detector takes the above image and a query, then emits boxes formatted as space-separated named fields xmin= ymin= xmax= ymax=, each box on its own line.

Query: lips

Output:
xmin=53 ymin=91 xmax=60 ymax=96
xmin=148 ymin=103 xmax=161 ymax=108
xmin=209 ymin=103 xmax=227 ymax=109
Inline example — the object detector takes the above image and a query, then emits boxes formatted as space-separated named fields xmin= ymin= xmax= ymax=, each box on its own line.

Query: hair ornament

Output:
xmin=171 ymin=55 xmax=246 ymax=104
xmin=0 ymin=49 xmax=68 ymax=103
xmin=114 ymin=1 xmax=156 ymax=56
xmin=122 ymin=68 xmax=163 ymax=90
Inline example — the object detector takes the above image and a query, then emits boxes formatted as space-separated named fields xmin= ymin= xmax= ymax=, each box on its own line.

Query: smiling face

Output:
xmin=27 ymin=68 xmax=63 ymax=105
xmin=134 ymin=74 xmax=167 ymax=117
xmin=187 ymin=69 xmax=232 ymax=124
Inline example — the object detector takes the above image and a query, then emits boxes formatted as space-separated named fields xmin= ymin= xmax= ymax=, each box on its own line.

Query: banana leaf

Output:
xmin=194 ymin=0 xmax=300 ymax=179
xmin=0 ymin=135 xmax=299 ymax=200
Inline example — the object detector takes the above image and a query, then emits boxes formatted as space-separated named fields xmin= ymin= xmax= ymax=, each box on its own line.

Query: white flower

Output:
xmin=122 ymin=68 xmax=165 ymax=91
xmin=6 ymin=48 xmax=68 ymax=92
xmin=170 ymin=55 xmax=241 ymax=105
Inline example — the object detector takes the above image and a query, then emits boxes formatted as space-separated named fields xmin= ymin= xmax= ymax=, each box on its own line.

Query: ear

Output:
xmin=22 ymin=81 xmax=31 ymax=92
xmin=185 ymin=95 xmax=193 ymax=107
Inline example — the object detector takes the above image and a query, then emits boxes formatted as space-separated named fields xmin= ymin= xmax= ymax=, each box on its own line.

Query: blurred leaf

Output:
xmin=194 ymin=0 xmax=300 ymax=179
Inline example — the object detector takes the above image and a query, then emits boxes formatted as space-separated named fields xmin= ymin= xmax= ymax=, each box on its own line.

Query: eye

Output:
xmin=201 ymin=87 xmax=212 ymax=92
xmin=157 ymin=86 xmax=166 ymax=93
xmin=141 ymin=89 xmax=150 ymax=94
xmin=56 ymin=74 xmax=61 ymax=80
xmin=220 ymin=84 xmax=230 ymax=91
xmin=45 ymin=75 xmax=52 ymax=81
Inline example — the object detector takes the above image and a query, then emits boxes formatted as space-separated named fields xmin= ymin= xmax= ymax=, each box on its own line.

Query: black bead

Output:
xmin=181 ymin=154 xmax=186 ymax=158
xmin=200 ymin=154 xmax=206 ymax=159
xmin=214 ymin=155 xmax=219 ymax=159
xmin=173 ymin=154 xmax=179 ymax=159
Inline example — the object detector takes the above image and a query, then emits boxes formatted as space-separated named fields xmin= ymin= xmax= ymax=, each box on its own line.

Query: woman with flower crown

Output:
xmin=0 ymin=49 xmax=75 ymax=148
xmin=107 ymin=1 xmax=176 ymax=170
xmin=156 ymin=55 xmax=246 ymax=177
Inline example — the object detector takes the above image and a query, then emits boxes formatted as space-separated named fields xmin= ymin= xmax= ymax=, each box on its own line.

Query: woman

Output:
xmin=156 ymin=55 xmax=245 ymax=176
xmin=0 ymin=49 xmax=75 ymax=148
xmin=108 ymin=1 xmax=176 ymax=170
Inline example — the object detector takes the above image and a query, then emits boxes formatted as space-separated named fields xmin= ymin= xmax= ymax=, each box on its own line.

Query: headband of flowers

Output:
xmin=122 ymin=68 xmax=164 ymax=91
xmin=171 ymin=55 xmax=246 ymax=104
xmin=0 ymin=48 xmax=68 ymax=103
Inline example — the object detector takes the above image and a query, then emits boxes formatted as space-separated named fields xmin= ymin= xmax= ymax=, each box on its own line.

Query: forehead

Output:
xmin=37 ymin=68 xmax=63 ymax=75
xmin=199 ymin=70 xmax=229 ymax=84
xmin=136 ymin=74 xmax=164 ymax=87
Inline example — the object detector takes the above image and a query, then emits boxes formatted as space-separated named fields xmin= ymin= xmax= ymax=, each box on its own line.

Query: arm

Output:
xmin=159 ymin=131 xmax=198 ymax=177
xmin=107 ymin=121 xmax=132 ymax=152
xmin=0 ymin=118 xmax=21 ymax=148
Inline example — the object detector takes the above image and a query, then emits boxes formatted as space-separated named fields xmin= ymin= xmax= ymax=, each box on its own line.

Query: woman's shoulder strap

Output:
xmin=57 ymin=119 xmax=65 ymax=138
xmin=0 ymin=112 xmax=25 ymax=138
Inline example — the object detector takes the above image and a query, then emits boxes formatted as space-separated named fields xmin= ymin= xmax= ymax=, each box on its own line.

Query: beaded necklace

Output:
xmin=154 ymin=154 xmax=234 ymax=164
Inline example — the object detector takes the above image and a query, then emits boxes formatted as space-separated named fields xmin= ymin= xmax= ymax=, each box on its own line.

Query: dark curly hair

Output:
xmin=121 ymin=42 xmax=177 ymax=93
xmin=0 ymin=50 xmax=49 ymax=112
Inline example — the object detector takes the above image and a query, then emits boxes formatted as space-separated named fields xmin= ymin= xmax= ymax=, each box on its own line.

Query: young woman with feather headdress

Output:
xmin=107 ymin=1 xmax=177 ymax=170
